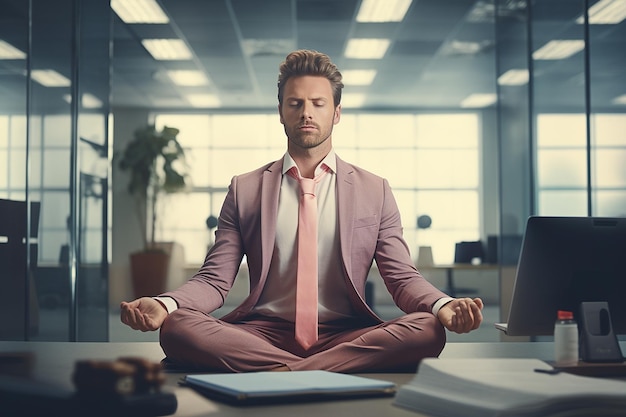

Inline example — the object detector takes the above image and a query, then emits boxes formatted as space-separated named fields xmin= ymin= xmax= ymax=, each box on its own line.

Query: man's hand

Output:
xmin=120 ymin=297 xmax=168 ymax=332
xmin=437 ymin=297 xmax=484 ymax=334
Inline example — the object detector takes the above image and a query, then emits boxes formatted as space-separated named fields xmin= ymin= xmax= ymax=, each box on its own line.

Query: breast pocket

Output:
xmin=354 ymin=214 xmax=378 ymax=229
xmin=353 ymin=215 xmax=378 ymax=260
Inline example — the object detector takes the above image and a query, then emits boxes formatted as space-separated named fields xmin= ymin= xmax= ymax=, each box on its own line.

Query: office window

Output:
xmin=155 ymin=113 xmax=480 ymax=264
xmin=536 ymin=113 xmax=626 ymax=217
xmin=0 ymin=113 xmax=109 ymax=264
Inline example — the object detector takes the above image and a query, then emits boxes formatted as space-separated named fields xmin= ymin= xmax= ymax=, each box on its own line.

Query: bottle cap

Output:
xmin=557 ymin=310 xmax=574 ymax=320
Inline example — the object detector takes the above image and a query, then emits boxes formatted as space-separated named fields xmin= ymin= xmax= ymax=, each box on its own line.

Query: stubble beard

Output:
xmin=285 ymin=119 xmax=334 ymax=151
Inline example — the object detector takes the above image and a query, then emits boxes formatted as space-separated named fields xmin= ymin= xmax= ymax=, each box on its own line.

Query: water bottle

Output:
xmin=554 ymin=310 xmax=579 ymax=366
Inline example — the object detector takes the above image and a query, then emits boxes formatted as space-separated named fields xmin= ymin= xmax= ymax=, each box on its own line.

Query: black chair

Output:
xmin=454 ymin=240 xmax=484 ymax=264
xmin=0 ymin=199 xmax=40 ymax=340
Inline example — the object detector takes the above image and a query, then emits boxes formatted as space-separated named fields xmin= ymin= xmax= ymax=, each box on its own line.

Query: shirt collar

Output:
xmin=282 ymin=149 xmax=337 ymax=177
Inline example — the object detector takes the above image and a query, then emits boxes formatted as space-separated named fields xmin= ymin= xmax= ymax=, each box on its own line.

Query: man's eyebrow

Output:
xmin=284 ymin=96 xmax=328 ymax=101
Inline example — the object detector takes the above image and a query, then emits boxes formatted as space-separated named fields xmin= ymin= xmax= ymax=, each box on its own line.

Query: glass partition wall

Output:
xmin=0 ymin=0 xmax=110 ymax=341
xmin=495 ymin=0 xmax=626 ymax=335
xmin=531 ymin=0 xmax=626 ymax=217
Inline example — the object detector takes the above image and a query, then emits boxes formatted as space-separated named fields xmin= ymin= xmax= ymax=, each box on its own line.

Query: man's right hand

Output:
xmin=120 ymin=297 xmax=168 ymax=332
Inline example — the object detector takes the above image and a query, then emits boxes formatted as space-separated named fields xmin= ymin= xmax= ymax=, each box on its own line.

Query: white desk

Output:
xmin=4 ymin=341 xmax=621 ymax=417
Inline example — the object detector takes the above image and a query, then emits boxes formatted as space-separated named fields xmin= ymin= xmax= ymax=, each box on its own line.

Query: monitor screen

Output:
xmin=505 ymin=216 xmax=626 ymax=336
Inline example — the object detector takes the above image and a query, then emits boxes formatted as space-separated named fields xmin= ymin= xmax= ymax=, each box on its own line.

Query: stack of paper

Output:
xmin=393 ymin=358 xmax=626 ymax=417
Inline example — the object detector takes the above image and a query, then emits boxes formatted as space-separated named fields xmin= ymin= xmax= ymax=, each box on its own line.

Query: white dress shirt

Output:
xmin=252 ymin=150 xmax=355 ymax=322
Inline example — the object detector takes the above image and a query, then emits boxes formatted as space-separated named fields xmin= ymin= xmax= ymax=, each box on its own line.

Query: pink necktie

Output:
xmin=289 ymin=166 xmax=328 ymax=350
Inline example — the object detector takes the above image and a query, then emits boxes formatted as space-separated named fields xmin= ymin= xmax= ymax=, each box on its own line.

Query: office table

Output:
xmin=1 ymin=340 xmax=604 ymax=417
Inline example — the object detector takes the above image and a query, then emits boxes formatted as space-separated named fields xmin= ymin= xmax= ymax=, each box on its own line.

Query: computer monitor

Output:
xmin=497 ymin=216 xmax=626 ymax=337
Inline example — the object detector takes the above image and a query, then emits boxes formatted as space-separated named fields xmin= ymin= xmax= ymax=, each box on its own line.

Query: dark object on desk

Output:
xmin=453 ymin=240 xmax=484 ymax=264
xmin=1 ymin=374 xmax=177 ymax=417
xmin=578 ymin=301 xmax=623 ymax=363
xmin=0 ymin=352 xmax=34 ymax=377
xmin=181 ymin=370 xmax=396 ymax=405
xmin=1 ymin=356 xmax=177 ymax=416
xmin=73 ymin=356 xmax=166 ymax=396
xmin=495 ymin=216 xmax=626 ymax=337
xmin=551 ymin=361 xmax=626 ymax=377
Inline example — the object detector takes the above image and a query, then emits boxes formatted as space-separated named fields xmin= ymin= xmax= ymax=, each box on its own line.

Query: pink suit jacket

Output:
xmin=163 ymin=155 xmax=448 ymax=323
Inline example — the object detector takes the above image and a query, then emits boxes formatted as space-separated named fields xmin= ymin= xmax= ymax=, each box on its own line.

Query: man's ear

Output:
xmin=333 ymin=104 xmax=341 ymax=125
xmin=278 ymin=103 xmax=285 ymax=124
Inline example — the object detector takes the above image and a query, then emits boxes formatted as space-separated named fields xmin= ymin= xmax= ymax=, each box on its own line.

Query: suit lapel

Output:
xmin=260 ymin=158 xmax=283 ymax=280
xmin=336 ymin=157 xmax=355 ymax=279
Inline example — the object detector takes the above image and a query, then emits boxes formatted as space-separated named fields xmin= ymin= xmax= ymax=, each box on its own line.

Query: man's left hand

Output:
xmin=437 ymin=297 xmax=484 ymax=334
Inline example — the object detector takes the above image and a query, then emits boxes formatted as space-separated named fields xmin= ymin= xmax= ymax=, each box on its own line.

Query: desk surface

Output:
xmin=0 ymin=340 xmax=585 ymax=417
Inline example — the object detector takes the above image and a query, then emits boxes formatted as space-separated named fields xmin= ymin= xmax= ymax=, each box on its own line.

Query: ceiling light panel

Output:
xmin=186 ymin=94 xmax=221 ymax=108
xmin=63 ymin=93 xmax=103 ymax=108
xmin=498 ymin=69 xmax=529 ymax=86
xmin=342 ymin=70 xmax=377 ymax=86
xmin=461 ymin=93 xmax=497 ymax=108
xmin=356 ymin=0 xmax=412 ymax=22
xmin=345 ymin=39 xmax=391 ymax=59
xmin=577 ymin=0 xmax=626 ymax=24
xmin=142 ymin=39 xmax=193 ymax=60
xmin=111 ymin=0 xmax=169 ymax=24
xmin=31 ymin=70 xmax=71 ymax=87
xmin=532 ymin=40 xmax=585 ymax=60
xmin=0 ymin=40 xmax=26 ymax=59
xmin=166 ymin=70 xmax=209 ymax=86
xmin=612 ymin=94 xmax=626 ymax=105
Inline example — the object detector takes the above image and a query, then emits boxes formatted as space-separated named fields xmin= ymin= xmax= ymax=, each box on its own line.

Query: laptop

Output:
xmin=495 ymin=216 xmax=626 ymax=337
xmin=181 ymin=370 xmax=396 ymax=405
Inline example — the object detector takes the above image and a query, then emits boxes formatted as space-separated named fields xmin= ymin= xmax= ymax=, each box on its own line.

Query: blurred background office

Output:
xmin=0 ymin=0 xmax=624 ymax=342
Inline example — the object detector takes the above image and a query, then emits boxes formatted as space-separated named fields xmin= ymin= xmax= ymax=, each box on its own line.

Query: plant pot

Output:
xmin=130 ymin=250 xmax=170 ymax=298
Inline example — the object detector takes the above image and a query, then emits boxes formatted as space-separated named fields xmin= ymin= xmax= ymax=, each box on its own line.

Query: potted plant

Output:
xmin=118 ymin=124 xmax=189 ymax=297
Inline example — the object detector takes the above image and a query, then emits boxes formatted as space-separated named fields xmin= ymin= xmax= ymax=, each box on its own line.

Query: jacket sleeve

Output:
xmin=160 ymin=175 xmax=245 ymax=313
xmin=374 ymin=178 xmax=448 ymax=313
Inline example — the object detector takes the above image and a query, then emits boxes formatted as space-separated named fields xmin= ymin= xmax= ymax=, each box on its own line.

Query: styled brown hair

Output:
xmin=277 ymin=50 xmax=344 ymax=107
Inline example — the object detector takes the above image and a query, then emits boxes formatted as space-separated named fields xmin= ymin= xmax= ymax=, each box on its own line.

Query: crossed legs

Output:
xmin=160 ymin=309 xmax=446 ymax=373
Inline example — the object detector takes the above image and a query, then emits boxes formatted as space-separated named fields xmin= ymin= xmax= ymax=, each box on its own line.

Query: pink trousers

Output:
xmin=159 ymin=309 xmax=446 ymax=373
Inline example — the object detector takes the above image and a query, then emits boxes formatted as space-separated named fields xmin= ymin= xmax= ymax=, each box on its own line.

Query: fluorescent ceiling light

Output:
xmin=111 ymin=0 xmax=169 ymax=24
xmin=0 ymin=40 xmax=26 ymax=59
xmin=498 ymin=69 xmax=529 ymax=86
xmin=441 ymin=40 xmax=493 ymax=55
xmin=63 ymin=93 xmax=103 ymax=109
xmin=166 ymin=70 xmax=209 ymax=86
xmin=577 ymin=0 xmax=626 ymax=24
xmin=186 ymin=94 xmax=221 ymax=108
xmin=341 ymin=93 xmax=367 ymax=108
xmin=345 ymin=39 xmax=390 ymax=59
xmin=342 ymin=70 xmax=377 ymax=86
xmin=533 ymin=40 xmax=585 ymax=60
xmin=461 ymin=93 xmax=497 ymax=108
xmin=356 ymin=0 xmax=412 ymax=22
xmin=31 ymin=70 xmax=71 ymax=87
xmin=612 ymin=94 xmax=626 ymax=105
xmin=142 ymin=39 xmax=192 ymax=60
xmin=80 ymin=93 xmax=103 ymax=108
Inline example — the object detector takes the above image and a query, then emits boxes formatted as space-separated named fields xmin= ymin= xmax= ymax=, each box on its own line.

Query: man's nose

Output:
xmin=301 ymin=102 xmax=313 ymax=119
